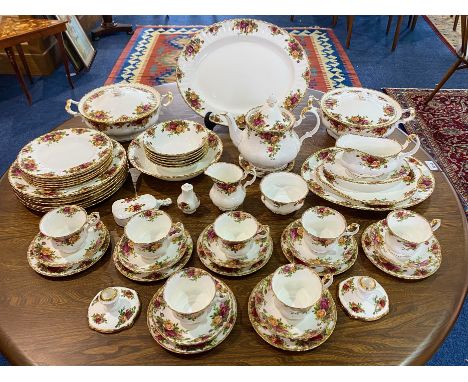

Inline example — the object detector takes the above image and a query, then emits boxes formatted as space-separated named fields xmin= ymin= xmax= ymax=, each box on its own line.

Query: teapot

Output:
xmin=219 ymin=95 xmax=320 ymax=172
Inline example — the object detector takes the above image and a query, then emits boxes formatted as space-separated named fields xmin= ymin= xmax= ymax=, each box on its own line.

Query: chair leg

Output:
xmin=425 ymin=57 xmax=463 ymax=104
xmin=392 ymin=16 xmax=404 ymax=51
xmin=346 ymin=16 xmax=355 ymax=48
xmin=453 ymin=15 xmax=459 ymax=31
xmin=386 ymin=16 xmax=393 ymax=35
xmin=55 ymin=32 xmax=74 ymax=89
xmin=331 ymin=16 xmax=338 ymax=27
xmin=290 ymin=15 xmax=295 ymax=22
xmin=5 ymin=47 xmax=32 ymax=105
xmin=410 ymin=15 xmax=419 ymax=31
xmin=407 ymin=16 xmax=413 ymax=28
xmin=15 ymin=44 xmax=33 ymax=84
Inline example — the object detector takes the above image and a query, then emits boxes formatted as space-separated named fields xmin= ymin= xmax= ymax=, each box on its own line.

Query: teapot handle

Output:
xmin=398 ymin=134 xmax=420 ymax=159
xmin=161 ymin=92 xmax=173 ymax=107
xmin=204 ymin=112 xmax=217 ymax=131
xmin=242 ymin=168 xmax=257 ymax=190
xmin=298 ymin=106 xmax=320 ymax=145
xmin=294 ymin=95 xmax=319 ymax=128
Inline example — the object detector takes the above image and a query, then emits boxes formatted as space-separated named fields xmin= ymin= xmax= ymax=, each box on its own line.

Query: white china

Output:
xmin=213 ymin=211 xmax=269 ymax=259
xmin=88 ymin=287 xmax=141 ymax=333
xmin=323 ymin=112 xmax=398 ymax=138
xmin=338 ymin=276 xmax=389 ymax=321
xmin=222 ymin=95 xmax=320 ymax=171
xmin=205 ymin=162 xmax=256 ymax=211
xmin=163 ymin=268 xmax=217 ymax=324
xmin=271 ymin=264 xmax=333 ymax=320
xmin=65 ymin=83 xmax=173 ymax=141
xmin=39 ymin=205 xmax=100 ymax=254
xmin=112 ymin=194 xmax=172 ymax=227
xmin=260 ymin=172 xmax=308 ymax=215
xmin=300 ymin=206 xmax=359 ymax=254
xmin=385 ymin=210 xmax=441 ymax=258
xmin=124 ymin=209 xmax=184 ymax=259
xmin=239 ymin=154 xmax=295 ymax=178
xmin=176 ymin=19 xmax=309 ymax=126
xmin=177 ymin=183 xmax=200 ymax=214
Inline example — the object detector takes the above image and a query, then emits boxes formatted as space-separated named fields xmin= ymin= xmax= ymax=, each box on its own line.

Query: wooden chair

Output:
xmin=426 ymin=16 xmax=468 ymax=103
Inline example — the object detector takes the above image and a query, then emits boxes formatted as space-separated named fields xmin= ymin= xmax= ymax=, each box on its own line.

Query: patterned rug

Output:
xmin=105 ymin=25 xmax=361 ymax=91
xmin=424 ymin=16 xmax=462 ymax=55
xmin=385 ymin=88 xmax=468 ymax=216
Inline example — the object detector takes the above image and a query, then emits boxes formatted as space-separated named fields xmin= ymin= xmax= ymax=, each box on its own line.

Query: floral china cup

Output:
xmin=385 ymin=209 xmax=441 ymax=258
xmin=124 ymin=209 xmax=184 ymax=259
xmin=335 ymin=133 xmax=420 ymax=178
xmin=221 ymin=95 xmax=320 ymax=171
xmin=271 ymin=263 xmax=333 ymax=320
xmin=260 ymin=172 xmax=308 ymax=215
xmin=300 ymin=206 xmax=359 ymax=254
xmin=213 ymin=211 xmax=270 ymax=259
xmin=112 ymin=194 xmax=172 ymax=227
xmin=205 ymin=162 xmax=256 ymax=211
xmin=39 ymin=205 xmax=100 ymax=254
xmin=163 ymin=268 xmax=218 ymax=324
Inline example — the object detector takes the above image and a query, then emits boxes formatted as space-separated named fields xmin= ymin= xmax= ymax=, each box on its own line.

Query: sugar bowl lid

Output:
xmin=245 ymin=95 xmax=294 ymax=132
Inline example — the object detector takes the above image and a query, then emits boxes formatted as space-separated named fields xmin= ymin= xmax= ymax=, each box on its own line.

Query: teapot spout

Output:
xmin=223 ymin=112 xmax=243 ymax=148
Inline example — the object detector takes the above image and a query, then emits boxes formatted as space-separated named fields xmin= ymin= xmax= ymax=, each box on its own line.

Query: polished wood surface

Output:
xmin=0 ymin=83 xmax=466 ymax=365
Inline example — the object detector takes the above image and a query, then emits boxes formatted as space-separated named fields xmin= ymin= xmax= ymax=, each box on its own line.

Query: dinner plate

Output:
xmin=176 ymin=19 xmax=310 ymax=126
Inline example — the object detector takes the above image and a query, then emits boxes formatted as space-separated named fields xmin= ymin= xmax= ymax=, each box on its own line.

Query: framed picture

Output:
xmin=55 ymin=15 xmax=96 ymax=70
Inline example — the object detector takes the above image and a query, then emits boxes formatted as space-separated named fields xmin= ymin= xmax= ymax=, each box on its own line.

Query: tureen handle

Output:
xmin=399 ymin=134 xmax=420 ymax=159
xmin=399 ymin=107 xmax=416 ymax=124
xmin=242 ymin=168 xmax=257 ymax=190
xmin=161 ymin=92 xmax=173 ymax=107
xmin=65 ymin=99 xmax=80 ymax=116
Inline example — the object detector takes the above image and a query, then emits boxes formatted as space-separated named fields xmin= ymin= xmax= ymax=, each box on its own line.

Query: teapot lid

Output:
xmin=245 ymin=95 xmax=294 ymax=133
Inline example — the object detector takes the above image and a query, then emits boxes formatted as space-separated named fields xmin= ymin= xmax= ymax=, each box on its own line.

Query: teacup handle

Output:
xmin=342 ymin=222 xmax=360 ymax=237
xmin=321 ymin=273 xmax=334 ymax=289
xmin=85 ymin=212 xmax=100 ymax=231
xmin=256 ymin=224 xmax=270 ymax=240
xmin=169 ymin=222 xmax=185 ymax=240
xmin=161 ymin=92 xmax=173 ymax=107
xmin=65 ymin=99 xmax=80 ymax=117
xmin=430 ymin=218 xmax=441 ymax=232
xmin=399 ymin=107 xmax=416 ymax=124
xmin=242 ymin=168 xmax=257 ymax=190
xmin=399 ymin=134 xmax=420 ymax=159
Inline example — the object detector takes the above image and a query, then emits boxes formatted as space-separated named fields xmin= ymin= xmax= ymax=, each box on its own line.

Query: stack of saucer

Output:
xmin=9 ymin=128 xmax=128 ymax=212
xmin=248 ymin=264 xmax=337 ymax=351
xmin=301 ymin=134 xmax=435 ymax=211
xmin=197 ymin=211 xmax=273 ymax=276
xmin=27 ymin=205 xmax=110 ymax=277
xmin=281 ymin=206 xmax=359 ymax=276
xmin=113 ymin=209 xmax=193 ymax=282
xmin=361 ymin=209 xmax=442 ymax=280
xmin=147 ymin=268 xmax=237 ymax=354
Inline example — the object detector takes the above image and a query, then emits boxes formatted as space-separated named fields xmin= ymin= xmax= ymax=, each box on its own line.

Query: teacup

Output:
xmin=163 ymin=268 xmax=217 ymax=324
xmin=39 ymin=205 xmax=100 ymax=254
xmin=271 ymin=263 xmax=333 ymax=320
xmin=124 ymin=209 xmax=184 ymax=260
xmin=213 ymin=211 xmax=269 ymax=259
xmin=260 ymin=172 xmax=308 ymax=215
xmin=300 ymin=206 xmax=359 ymax=254
xmin=385 ymin=209 xmax=441 ymax=258
xmin=335 ymin=133 xmax=420 ymax=178
xmin=99 ymin=287 xmax=119 ymax=310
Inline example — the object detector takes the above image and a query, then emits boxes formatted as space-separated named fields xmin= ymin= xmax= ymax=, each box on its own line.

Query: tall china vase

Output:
xmin=204 ymin=162 xmax=257 ymax=211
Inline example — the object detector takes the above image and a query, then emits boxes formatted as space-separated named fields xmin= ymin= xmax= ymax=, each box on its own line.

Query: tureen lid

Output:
xmin=246 ymin=96 xmax=294 ymax=132
xmin=79 ymin=83 xmax=161 ymax=124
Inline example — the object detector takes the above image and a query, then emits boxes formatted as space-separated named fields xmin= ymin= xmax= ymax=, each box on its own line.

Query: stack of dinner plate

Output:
xmin=8 ymin=128 xmax=128 ymax=212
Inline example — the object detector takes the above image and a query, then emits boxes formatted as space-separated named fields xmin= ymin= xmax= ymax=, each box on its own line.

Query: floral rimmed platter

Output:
xmin=361 ymin=221 xmax=442 ymax=280
xmin=31 ymin=220 xmax=108 ymax=268
xmin=248 ymin=275 xmax=337 ymax=351
xmin=338 ymin=276 xmax=389 ymax=321
xmin=176 ymin=19 xmax=310 ymax=127
xmin=239 ymin=155 xmax=294 ymax=178
xmin=147 ymin=278 xmax=237 ymax=354
xmin=116 ymin=232 xmax=189 ymax=273
xmin=197 ymin=225 xmax=273 ymax=276
xmin=150 ymin=279 xmax=232 ymax=346
xmin=301 ymin=148 xmax=435 ymax=211
xmin=280 ymin=220 xmax=357 ymax=276
xmin=17 ymin=128 xmax=112 ymax=180
xmin=128 ymin=129 xmax=223 ymax=181
xmin=113 ymin=232 xmax=193 ymax=282
xmin=27 ymin=226 xmax=110 ymax=277
xmin=88 ymin=287 xmax=141 ymax=333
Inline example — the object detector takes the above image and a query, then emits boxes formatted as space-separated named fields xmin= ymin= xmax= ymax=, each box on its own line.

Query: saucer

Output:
xmin=113 ymin=231 xmax=193 ymax=282
xmin=361 ymin=221 xmax=442 ymax=280
xmin=147 ymin=278 xmax=237 ymax=354
xmin=116 ymin=232 xmax=188 ymax=273
xmin=27 ymin=227 xmax=110 ymax=277
xmin=197 ymin=225 xmax=273 ymax=276
xmin=338 ymin=276 xmax=389 ymax=321
xmin=239 ymin=155 xmax=295 ymax=178
xmin=31 ymin=221 xmax=108 ymax=268
xmin=255 ymin=274 xmax=331 ymax=340
xmin=88 ymin=287 xmax=141 ymax=333
xmin=248 ymin=275 xmax=337 ymax=351
xmin=203 ymin=225 xmax=271 ymax=268
xmin=151 ymin=278 xmax=232 ymax=346
xmin=281 ymin=220 xmax=357 ymax=276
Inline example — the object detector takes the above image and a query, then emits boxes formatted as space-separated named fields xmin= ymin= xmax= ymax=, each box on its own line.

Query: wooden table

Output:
xmin=0 ymin=17 xmax=74 ymax=105
xmin=0 ymin=83 xmax=466 ymax=365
